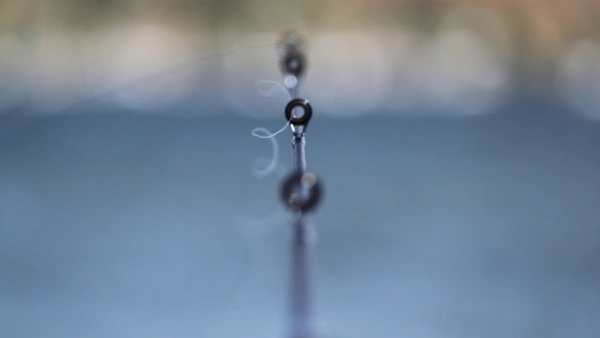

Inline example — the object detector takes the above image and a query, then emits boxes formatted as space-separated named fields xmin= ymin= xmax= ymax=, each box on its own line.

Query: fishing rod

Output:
xmin=276 ymin=30 xmax=324 ymax=338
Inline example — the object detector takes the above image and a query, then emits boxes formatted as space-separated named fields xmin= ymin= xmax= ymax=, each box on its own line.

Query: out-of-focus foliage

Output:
xmin=3 ymin=0 xmax=600 ymax=50
xmin=1 ymin=0 xmax=600 ymax=118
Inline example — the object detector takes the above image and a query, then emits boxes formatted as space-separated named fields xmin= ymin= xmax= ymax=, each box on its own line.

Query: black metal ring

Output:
xmin=280 ymin=171 xmax=323 ymax=213
xmin=280 ymin=52 xmax=306 ymax=77
xmin=285 ymin=98 xmax=313 ymax=125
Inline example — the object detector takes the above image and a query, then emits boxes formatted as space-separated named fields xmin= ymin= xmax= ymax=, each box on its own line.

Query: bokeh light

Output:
xmin=109 ymin=25 xmax=205 ymax=113
xmin=0 ymin=34 xmax=27 ymax=111
xmin=305 ymin=29 xmax=389 ymax=117
xmin=1 ymin=0 xmax=598 ymax=120
xmin=556 ymin=39 xmax=600 ymax=122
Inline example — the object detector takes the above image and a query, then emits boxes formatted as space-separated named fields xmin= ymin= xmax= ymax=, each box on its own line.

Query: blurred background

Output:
xmin=1 ymin=1 xmax=600 ymax=337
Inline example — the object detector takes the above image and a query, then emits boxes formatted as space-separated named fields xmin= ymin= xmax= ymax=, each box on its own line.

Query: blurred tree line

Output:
xmin=2 ymin=0 xmax=599 ymax=36
xmin=1 ymin=0 xmax=599 ymax=89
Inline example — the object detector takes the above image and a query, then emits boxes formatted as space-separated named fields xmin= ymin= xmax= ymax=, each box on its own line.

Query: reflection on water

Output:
xmin=1 ymin=107 xmax=599 ymax=337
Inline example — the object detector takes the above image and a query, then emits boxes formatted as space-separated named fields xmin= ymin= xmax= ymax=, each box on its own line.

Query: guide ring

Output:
xmin=280 ymin=171 xmax=323 ymax=213
xmin=285 ymin=98 xmax=313 ymax=126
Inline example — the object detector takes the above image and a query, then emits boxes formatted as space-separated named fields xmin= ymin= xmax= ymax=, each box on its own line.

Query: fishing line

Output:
xmin=249 ymin=79 xmax=293 ymax=179
xmin=0 ymin=41 xmax=277 ymax=141
xmin=56 ymin=42 xmax=278 ymax=115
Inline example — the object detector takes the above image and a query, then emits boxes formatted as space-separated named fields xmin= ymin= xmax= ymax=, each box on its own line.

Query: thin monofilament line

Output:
xmin=250 ymin=79 xmax=293 ymax=178
xmin=51 ymin=42 xmax=278 ymax=116
xmin=251 ymin=122 xmax=290 ymax=140
xmin=255 ymin=80 xmax=292 ymax=101
xmin=249 ymin=124 xmax=289 ymax=179
xmin=0 ymin=42 xmax=279 ymax=143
